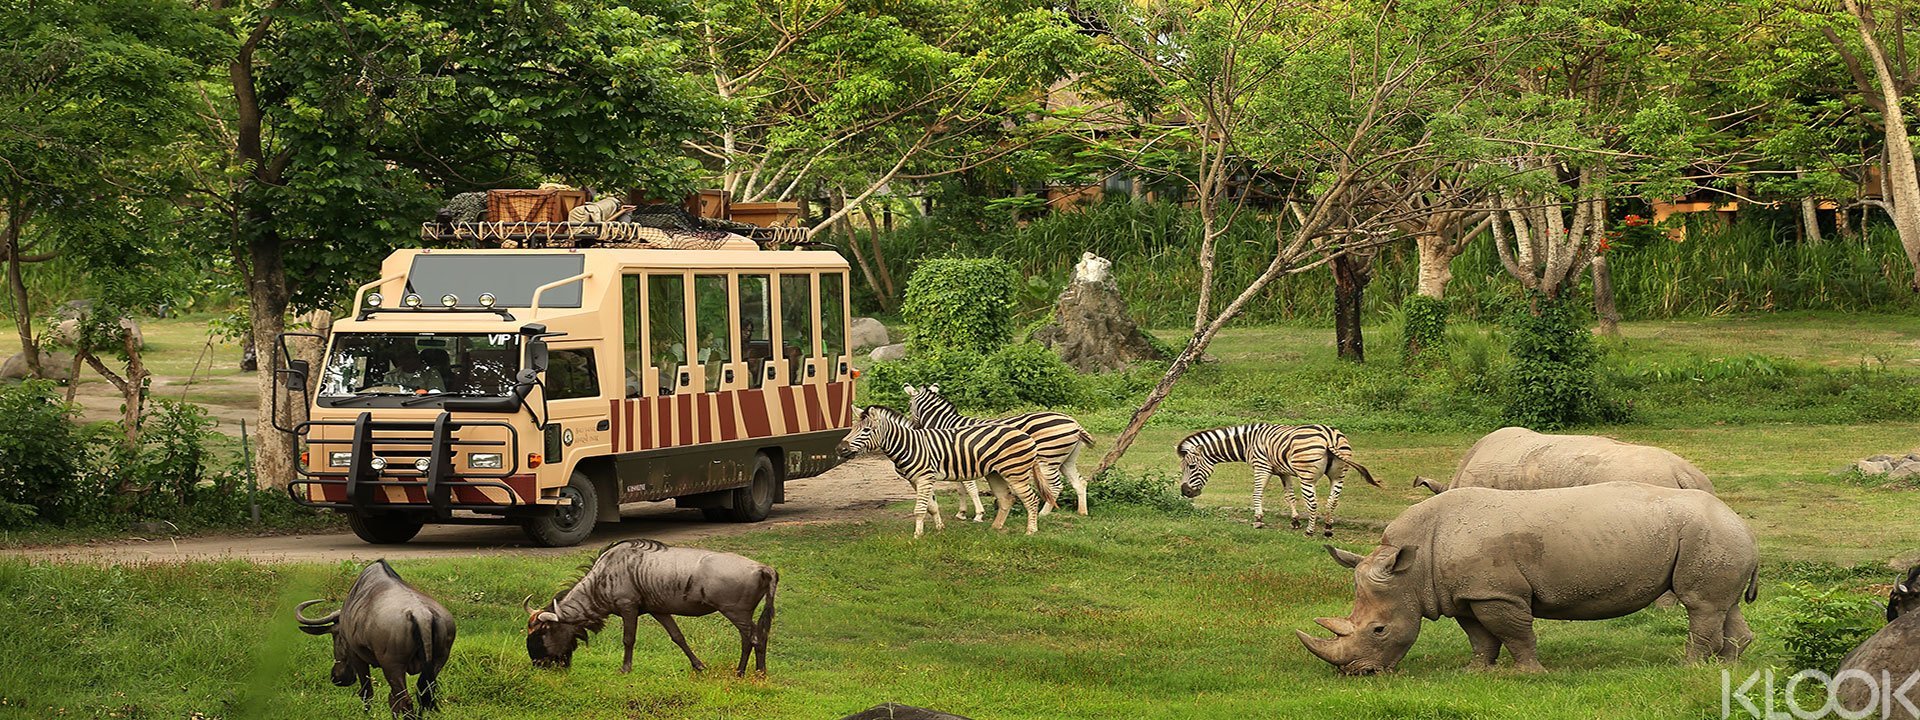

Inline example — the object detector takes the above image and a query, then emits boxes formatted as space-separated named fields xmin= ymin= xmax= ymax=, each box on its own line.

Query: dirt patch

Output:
xmin=17 ymin=457 xmax=910 ymax=565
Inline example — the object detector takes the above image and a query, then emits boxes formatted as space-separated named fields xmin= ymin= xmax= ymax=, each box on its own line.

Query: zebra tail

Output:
xmin=1077 ymin=429 xmax=1096 ymax=448
xmin=1344 ymin=458 xmax=1382 ymax=488
xmin=1032 ymin=463 xmax=1058 ymax=509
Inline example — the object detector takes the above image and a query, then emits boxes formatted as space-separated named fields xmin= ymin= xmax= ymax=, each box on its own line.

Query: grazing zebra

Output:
xmin=905 ymin=384 xmax=1095 ymax=517
xmin=835 ymin=405 xmax=1056 ymax=537
xmin=1175 ymin=423 xmax=1380 ymax=536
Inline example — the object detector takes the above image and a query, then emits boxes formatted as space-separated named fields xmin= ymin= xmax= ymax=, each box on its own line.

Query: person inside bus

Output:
xmin=385 ymin=347 xmax=447 ymax=394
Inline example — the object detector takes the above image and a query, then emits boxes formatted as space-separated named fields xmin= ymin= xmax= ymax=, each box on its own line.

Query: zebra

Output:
xmin=835 ymin=405 xmax=1057 ymax=538
xmin=1175 ymin=423 xmax=1380 ymax=537
xmin=905 ymin=384 xmax=1095 ymax=517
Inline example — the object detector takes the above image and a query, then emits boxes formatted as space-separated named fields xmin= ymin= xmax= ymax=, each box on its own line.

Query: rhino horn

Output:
xmin=1296 ymin=629 xmax=1352 ymax=667
xmin=294 ymin=599 xmax=339 ymax=627
xmin=1413 ymin=476 xmax=1444 ymax=494
xmin=1314 ymin=616 xmax=1358 ymax=637
xmin=1325 ymin=544 xmax=1366 ymax=569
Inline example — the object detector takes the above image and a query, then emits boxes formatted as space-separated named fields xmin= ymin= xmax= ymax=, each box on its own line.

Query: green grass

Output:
xmin=6 ymin=311 xmax=1920 ymax=717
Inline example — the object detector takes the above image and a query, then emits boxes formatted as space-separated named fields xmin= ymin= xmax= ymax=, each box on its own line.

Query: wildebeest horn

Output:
xmin=294 ymin=599 xmax=340 ymax=626
xmin=523 ymin=594 xmax=537 ymax=617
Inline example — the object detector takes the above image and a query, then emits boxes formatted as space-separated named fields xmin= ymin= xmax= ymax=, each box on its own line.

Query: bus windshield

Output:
xmin=318 ymin=333 xmax=521 ymax=401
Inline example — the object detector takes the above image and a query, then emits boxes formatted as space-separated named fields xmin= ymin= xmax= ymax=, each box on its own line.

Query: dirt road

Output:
xmin=14 ymin=457 xmax=910 ymax=565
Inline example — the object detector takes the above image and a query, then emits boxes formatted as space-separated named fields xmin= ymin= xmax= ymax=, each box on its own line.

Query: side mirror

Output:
xmin=526 ymin=340 xmax=549 ymax=374
xmin=286 ymin=359 xmax=311 ymax=392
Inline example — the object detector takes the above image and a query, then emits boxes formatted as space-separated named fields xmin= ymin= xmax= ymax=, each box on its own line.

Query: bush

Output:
xmin=0 ymin=381 xmax=94 ymax=527
xmin=133 ymin=399 xmax=218 ymax=506
xmin=1401 ymin=294 xmax=1448 ymax=365
xmin=1086 ymin=469 xmax=1194 ymax=514
xmin=902 ymin=257 xmax=1018 ymax=354
xmin=1503 ymin=294 xmax=1614 ymax=428
xmin=1775 ymin=581 xmax=1881 ymax=671
xmin=861 ymin=342 xmax=1082 ymax=413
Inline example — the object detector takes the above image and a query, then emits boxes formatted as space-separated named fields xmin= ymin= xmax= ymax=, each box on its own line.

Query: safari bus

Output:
xmin=272 ymin=200 xmax=857 ymax=546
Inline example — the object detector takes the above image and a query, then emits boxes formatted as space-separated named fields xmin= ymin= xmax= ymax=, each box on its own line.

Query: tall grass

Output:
xmin=859 ymin=199 xmax=1920 ymax=325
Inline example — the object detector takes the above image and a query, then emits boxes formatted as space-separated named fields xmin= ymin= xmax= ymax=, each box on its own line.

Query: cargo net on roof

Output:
xmin=422 ymin=201 xmax=811 ymax=250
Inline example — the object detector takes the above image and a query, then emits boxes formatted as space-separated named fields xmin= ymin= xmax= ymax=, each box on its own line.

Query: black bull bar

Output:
xmin=287 ymin=411 xmax=532 ymax=517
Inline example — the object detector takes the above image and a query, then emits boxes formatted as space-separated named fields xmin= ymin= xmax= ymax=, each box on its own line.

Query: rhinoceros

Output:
xmin=1834 ymin=566 xmax=1920 ymax=719
xmin=1297 ymin=482 xmax=1757 ymax=674
xmin=1412 ymin=426 xmax=1714 ymax=494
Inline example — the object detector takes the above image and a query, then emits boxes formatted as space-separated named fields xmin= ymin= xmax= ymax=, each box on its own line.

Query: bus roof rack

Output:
xmin=420 ymin=220 xmax=820 ymax=251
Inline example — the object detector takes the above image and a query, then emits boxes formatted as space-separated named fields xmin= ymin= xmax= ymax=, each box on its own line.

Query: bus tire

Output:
xmin=347 ymin=512 xmax=424 ymax=545
xmin=725 ymin=454 xmax=776 ymax=523
xmin=521 ymin=471 xmax=598 ymax=547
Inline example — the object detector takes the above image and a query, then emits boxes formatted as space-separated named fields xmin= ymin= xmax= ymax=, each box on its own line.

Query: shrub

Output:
xmin=861 ymin=342 xmax=1081 ymax=413
xmin=1503 ymin=294 xmax=1612 ymax=428
xmin=1775 ymin=581 xmax=1881 ymax=672
xmin=1401 ymin=294 xmax=1448 ymax=365
xmin=902 ymin=257 xmax=1017 ymax=354
xmin=132 ymin=399 xmax=218 ymax=508
xmin=0 ymin=381 xmax=94 ymax=527
xmin=1086 ymin=469 xmax=1194 ymax=514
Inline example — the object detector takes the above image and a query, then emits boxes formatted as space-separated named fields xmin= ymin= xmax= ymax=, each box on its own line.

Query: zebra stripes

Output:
xmin=1175 ymin=424 xmax=1379 ymax=537
xmin=905 ymin=384 xmax=1095 ymax=517
xmin=835 ymin=406 xmax=1056 ymax=537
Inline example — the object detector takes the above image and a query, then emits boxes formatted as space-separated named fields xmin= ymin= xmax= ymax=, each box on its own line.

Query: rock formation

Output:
xmin=1032 ymin=252 xmax=1169 ymax=373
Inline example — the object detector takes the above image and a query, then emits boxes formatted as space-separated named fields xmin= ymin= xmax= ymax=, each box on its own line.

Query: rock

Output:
xmin=849 ymin=317 xmax=891 ymax=352
xmin=839 ymin=704 xmax=971 ymax=720
xmin=54 ymin=299 xmax=93 ymax=322
xmin=1870 ymin=454 xmax=1896 ymax=463
xmin=1031 ymin=251 xmax=1170 ymax=373
xmin=44 ymin=312 xmax=143 ymax=350
xmin=1860 ymin=459 xmax=1896 ymax=476
xmin=0 ymin=351 xmax=77 ymax=382
xmin=869 ymin=342 xmax=907 ymax=362
xmin=1891 ymin=464 xmax=1920 ymax=481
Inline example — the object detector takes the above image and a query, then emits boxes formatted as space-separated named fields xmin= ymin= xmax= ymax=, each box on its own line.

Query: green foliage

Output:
xmin=1087 ymin=469 xmax=1195 ymax=515
xmin=0 ymin=381 xmax=99 ymax=527
xmin=132 ymin=399 xmax=216 ymax=507
xmin=902 ymin=258 xmax=1018 ymax=354
xmin=1503 ymin=294 xmax=1621 ymax=429
xmin=862 ymin=341 xmax=1082 ymax=413
xmin=1401 ymin=294 xmax=1449 ymax=365
xmin=1775 ymin=581 xmax=1881 ymax=672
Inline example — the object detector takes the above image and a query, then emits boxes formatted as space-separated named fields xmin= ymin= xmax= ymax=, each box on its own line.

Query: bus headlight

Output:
xmin=468 ymin=453 xmax=503 ymax=469
xmin=329 ymin=452 xmax=352 ymax=467
xmin=478 ymin=292 xmax=497 ymax=308
xmin=441 ymin=294 xmax=459 ymax=307
xmin=365 ymin=292 xmax=383 ymax=307
xmin=403 ymin=293 xmax=423 ymax=307
xmin=369 ymin=457 xmax=388 ymax=471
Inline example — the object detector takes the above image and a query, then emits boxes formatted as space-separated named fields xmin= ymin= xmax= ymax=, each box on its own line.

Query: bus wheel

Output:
xmin=347 ymin=512 xmax=424 ymax=545
xmin=725 ymin=455 xmax=776 ymax=523
xmin=522 ymin=471 xmax=598 ymax=547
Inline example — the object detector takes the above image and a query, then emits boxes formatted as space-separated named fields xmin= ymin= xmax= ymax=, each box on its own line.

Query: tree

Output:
xmin=193 ymin=0 xmax=719 ymax=488
xmin=1819 ymin=0 xmax=1920 ymax=288
xmin=0 ymin=0 xmax=208 ymax=377
xmin=1084 ymin=0 xmax=1509 ymax=475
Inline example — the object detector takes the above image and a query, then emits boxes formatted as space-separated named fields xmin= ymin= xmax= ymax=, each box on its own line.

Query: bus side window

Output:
xmin=820 ymin=272 xmax=847 ymax=380
xmin=779 ymin=273 xmax=814 ymax=385
xmin=648 ymin=274 xmax=687 ymax=396
xmin=739 ymin=274 xmax=771 ymax=389
xmin=694 ymin=274 xmax=731 ymax=392
xmin=546 ymin=349 xmax=599 ymax=400
xmin=623 ymin=276 xmax=642 ymax=398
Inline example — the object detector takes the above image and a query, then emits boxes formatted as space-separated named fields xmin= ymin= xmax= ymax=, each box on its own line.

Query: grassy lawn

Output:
xmin=4 ymin=311 xmax=1920 ymax=718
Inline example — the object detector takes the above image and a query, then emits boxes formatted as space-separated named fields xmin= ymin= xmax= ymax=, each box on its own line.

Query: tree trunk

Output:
xmin=1591 ymin=253 xmax=1621 ymax=337
xmin=1332 ymin=252 xmax=1370 ymax=362
xmin=835 ymin=194 xmax=892 ymax=312
xmin=1093 ymin=340 xmax=1205 ymax=477
xmin=4 ymin=203 xmax=39 ymax=377
xmin=1847 ymin=0 xmax=1920 ymax=290
xmin=1838 ymin=205 xmax=1859 ymax=241
xmin=245 ymin=232 xmax=295 ymax=489
xmin=1414 ymin=233 xmax=1455 ymax=300
xmin=856 ymin=201 xmax=898 ymax=302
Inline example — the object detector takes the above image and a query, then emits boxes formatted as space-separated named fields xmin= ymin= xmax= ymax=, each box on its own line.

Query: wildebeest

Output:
xmin=295 ymin=560 xmax=455 ymax=718
xmin=525 ymin=539 xmax=778 ymax=676
xmin=1297 ymin=483 xmax=1757 ymax=674
xmin=1412 ymin=426 xmax=1714 ymax=494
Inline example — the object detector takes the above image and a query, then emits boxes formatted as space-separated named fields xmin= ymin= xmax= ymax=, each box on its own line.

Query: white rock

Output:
xmin=869 ymin=343 xmax=907 ymax=362
xmin=1073 ymin=251 xmax=1113 ymax=285
xmin=1859 ymin=459 xmax=1895 ymax=475
xmin=0 ymin=351 xmax=77 ymax=382
xmin=1890 ymin=464 xmax=1920 ymax=480
xmin=849 ymin=317 xmax=891 ymax=352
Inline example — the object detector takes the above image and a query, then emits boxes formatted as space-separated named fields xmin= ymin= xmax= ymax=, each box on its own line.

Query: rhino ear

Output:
xmin=1380 ymin=545 xmax=1418 ymax=574
xmin=1325 ymin=544 xmax=1365 ymax=569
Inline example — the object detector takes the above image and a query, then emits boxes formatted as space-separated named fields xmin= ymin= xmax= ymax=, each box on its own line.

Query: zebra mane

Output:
xmin=864 ymin=404 xmax=912 ymax=427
